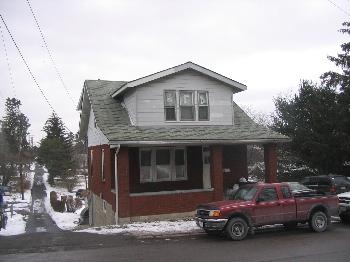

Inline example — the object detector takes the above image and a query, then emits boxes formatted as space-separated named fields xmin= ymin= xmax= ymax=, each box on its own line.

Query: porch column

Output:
xmin=264 ymin=143 xmax=277 ymax=183
xmin=117 ymin=147 xmax=130 ymax=218
xmin=211 ymin=146 xmax=223 ymax=201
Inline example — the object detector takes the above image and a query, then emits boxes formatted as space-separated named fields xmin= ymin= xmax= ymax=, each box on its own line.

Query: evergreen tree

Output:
xmin=0 ymin=98 xmax=31 ymax=198
xmin=273 ymin=22 xmax=350 ymax=175
xmin=38 ymin=113 xmax=75 ymax=187
xmin=273 ymin=81 xmax=344 ymax=174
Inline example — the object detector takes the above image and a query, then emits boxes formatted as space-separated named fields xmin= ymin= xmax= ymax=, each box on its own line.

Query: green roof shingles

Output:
xmin=84 ymin=80 xmax=289 ymax=144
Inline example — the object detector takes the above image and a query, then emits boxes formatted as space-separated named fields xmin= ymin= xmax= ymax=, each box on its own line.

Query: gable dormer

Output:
xmin=112 ymin=62 xmax=247 ymax=126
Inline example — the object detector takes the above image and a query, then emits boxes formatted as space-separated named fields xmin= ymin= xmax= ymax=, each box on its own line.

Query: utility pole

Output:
xmin=19 ymin=145 xmax=24 ymax=200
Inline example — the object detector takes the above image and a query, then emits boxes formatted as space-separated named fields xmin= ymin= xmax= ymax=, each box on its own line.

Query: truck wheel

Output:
xmin=309 ymin=211 xmax=328 ymax=232
xmin=225 ymin=217 xmax=248 ymax=241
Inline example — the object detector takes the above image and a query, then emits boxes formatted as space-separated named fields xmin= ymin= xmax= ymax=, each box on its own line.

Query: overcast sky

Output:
xmin=0 ymin=0 xmax=349 ymax=143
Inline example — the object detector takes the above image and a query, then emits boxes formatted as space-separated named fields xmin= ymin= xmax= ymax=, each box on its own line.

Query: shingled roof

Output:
xmin=79 ymin=80 xmax=289 ymax=145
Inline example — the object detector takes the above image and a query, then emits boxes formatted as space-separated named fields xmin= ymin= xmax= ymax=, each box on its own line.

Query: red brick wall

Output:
xmin=88 ymin=145 xmax=116 ymax=210
xmin=211 ymin=146 xmax=223 ymax=201
xmin=129 ymin=191 xmax=214 ymax=216
xmin=117 ymin=147 xmax=130 ymax=217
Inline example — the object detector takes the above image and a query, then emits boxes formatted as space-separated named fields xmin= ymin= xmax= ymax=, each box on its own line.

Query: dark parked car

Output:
xmin=300 ymin=175 xmax=350 ymax=194
xmin=285 ymin=182 xmax=318 ymax=197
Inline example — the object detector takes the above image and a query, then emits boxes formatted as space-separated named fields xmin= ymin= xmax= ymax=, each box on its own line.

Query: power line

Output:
xmin=0 ymin=22 xmax=17 ymax=98
xmin=327 ymin=0 xmax=350 ymax=17
xmin=0 ymin=13 xmax=73 ymax=134
xmin=25 ymin=0 xmax=75 ymax=105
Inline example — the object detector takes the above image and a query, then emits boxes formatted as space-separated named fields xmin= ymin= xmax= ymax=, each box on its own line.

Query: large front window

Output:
xmin=139 ymin=147 xmax=187 ymax=183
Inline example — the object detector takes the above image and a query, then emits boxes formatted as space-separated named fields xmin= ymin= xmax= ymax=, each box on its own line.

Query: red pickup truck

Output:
xmin=195 ymin=183 xmax=339 ymax=240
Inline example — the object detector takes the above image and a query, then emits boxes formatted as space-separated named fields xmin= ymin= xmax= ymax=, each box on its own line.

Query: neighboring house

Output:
xmin=77 ymin=62 xmax=289 ymax=226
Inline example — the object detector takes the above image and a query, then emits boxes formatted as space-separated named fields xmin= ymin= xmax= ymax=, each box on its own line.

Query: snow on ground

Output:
xmin=0 ymin=170 xmax=34 ymax=236
xmin=42 ymin=173 xmax=83 ymax=230
xmin=76 ymin=219 xmax=200 ymax=236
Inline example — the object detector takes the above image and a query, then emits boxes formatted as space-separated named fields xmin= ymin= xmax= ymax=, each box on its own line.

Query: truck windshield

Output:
xmin=233 ymin=186 xmax=258 ymax=201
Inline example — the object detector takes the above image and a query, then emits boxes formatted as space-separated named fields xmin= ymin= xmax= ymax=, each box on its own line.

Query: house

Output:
xmin=77 ymin=62 xmax=289 ymax=226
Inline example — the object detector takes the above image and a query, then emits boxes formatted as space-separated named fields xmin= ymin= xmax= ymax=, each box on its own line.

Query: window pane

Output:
xmin=198 ymin=106 xmax=209 ymax=120
xmin=140 ymin=166 xmax=151 ymax=182
xmin=140 ymin=150 xmax=151 ymax=166
xmin=156 ymin=149 xmax=170 ymax=165
xmin=180 ymin=92 xmax=193 ymax=106
xmin=198 ymin=92 xmax=208 ymax=105
xmin=281 ymin=187 xmax=292 ymax=199
xmin=258 ymin=188 xmax=278 ymax=202
xmin=165 ymin=108 xmax=176 ymax=121
xmin=180 ymin=107 xmax=194 ymax=120
xmin=156 ymin=165 xmax=171 ymax=180
xmin=175 ymin=149 xmax=185 ymax=165
xmin=175 ymin=166 xmax=185 ymax=179
xmin=164 ymin=91 xmax=176 ymax=106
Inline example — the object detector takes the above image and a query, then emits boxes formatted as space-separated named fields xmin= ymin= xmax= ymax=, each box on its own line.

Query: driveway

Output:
xmin=25 ymin=165 xmax=61 ymax=234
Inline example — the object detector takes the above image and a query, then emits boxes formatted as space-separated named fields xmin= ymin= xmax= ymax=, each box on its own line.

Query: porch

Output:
xmin=115 ymin=143 xmax=278 ymax=223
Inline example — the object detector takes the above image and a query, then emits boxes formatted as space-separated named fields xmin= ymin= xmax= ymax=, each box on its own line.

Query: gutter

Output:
xmin=109 ymin=138 xmax=291 ymax=146
xmin=111 ymin=144 xmax=120 ymax=224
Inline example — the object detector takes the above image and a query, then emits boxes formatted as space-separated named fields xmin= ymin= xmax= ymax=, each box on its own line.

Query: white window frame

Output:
xmin=139 ymin=149 xmax=153 ymax=183
xmin=163 ymin=90 xmax=210 ymax=122
xmin=90 ymin=149 xmax=94 ymax=177
xmin=197 ymin=91 xmax=210 ymax=121
xmin=179 ymin=91 xmax=195 ymax=121
xmin=139 ymin=147 xmax=187 ymax=183
xmin=164 ymin=90 xmax=177 ymax=121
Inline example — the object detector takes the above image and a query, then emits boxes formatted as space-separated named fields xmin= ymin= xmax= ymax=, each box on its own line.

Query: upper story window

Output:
xmin=164 ymin=90 xmax=177 ymax=121
xmin=164 ymin=90 xmax=210 ymax=122
xmin=198 ymin=91 xmax=209 ymax=121
xmin=180 ymin=91 xmax=195 ymax=121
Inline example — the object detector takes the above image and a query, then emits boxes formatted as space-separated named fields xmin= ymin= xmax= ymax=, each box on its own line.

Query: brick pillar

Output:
xmin=264 ymin=144 xmax=277 ymax=183
xmin=117 ymin=147 xmax=130 ymax=218
xmin=211 ymin=146 xmax=223 ymax=201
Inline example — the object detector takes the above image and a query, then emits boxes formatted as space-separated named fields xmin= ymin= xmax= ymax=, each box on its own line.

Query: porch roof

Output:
xmin=80 ymin=80 xmax=290 ymax=145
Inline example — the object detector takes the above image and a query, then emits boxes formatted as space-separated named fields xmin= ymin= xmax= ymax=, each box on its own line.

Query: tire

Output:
xmin=283 ymin=222 xmax=297 ymax=230
xmin=309 ymin=211 xmax=328 ymax=232
xmin=225 ymin=217 xmax=248 ymax=241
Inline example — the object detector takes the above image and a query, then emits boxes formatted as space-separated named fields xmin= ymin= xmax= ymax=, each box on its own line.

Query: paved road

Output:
xmin=25 ymin=165 xmax=61 ymax=234
xmin=1 ymin=222 xmax=350 ymax=262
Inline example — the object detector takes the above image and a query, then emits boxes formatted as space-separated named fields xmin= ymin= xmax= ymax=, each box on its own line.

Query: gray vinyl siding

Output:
xmin=126 ymin=70 xmax=234 ymax=126
xmin=123 ymin=89 xmax=137 ymax=125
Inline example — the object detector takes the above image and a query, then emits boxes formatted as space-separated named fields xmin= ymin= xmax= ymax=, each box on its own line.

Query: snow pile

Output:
xmin=42 ymin=173 xmax=83 ymax=230
xmin=76 ymin=219 xmax=200 ymax=236
xmin=0 ymin=170 xmax=34 ymax=236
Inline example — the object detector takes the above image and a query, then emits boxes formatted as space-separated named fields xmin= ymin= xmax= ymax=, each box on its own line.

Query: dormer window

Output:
xmin=179 ymin=91 xmax=195 ymax=121
xmin=164 ymin=90 xmax=176 ymax=121
xmin=198 ymin=91 xmax=209 ymax=121
xmin=164 ymin=90 xmax=209 ymax=122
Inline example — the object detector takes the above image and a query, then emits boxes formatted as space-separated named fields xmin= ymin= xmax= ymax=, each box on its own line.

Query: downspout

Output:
xmin=112 ymin=145 xmax=121 ymax=224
